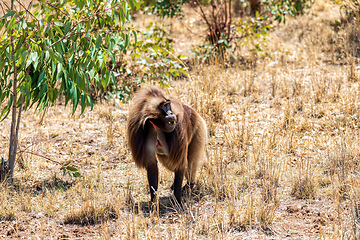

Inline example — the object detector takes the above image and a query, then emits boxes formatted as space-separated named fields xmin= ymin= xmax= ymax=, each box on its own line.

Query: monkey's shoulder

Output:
xmin=170 ymin=98 xmax=194 ymax=116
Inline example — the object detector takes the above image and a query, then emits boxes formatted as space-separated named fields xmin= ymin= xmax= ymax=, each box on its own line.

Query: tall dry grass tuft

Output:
xmin=349 ymin=174 xmax=360 ymax=239
xmin=64 ymin=175 xmax=124 ymax=225
xmin=178 ymin=65 xmax=228 ymax=136
xmin=97 ymin=103 xmax=116 ymax=147
xmin=0 ymin=183 xmax=17 ymax=221
xmin=290 ymin=154 xmax=317 ymax=200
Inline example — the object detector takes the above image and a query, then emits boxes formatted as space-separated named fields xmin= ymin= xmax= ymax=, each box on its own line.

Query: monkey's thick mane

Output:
xmin=165 ymin=102 xmax=195 ymax=170
xmin=127 ymin=87 xmax=197 ymax=171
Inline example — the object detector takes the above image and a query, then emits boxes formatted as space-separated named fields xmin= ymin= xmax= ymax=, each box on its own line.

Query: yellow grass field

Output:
xmin=1 ymin=0 xmax=360 ymax=239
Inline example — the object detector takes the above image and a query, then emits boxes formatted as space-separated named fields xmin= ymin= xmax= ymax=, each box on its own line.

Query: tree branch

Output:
xmin=194 ymin=0 xmax=216 ymax=39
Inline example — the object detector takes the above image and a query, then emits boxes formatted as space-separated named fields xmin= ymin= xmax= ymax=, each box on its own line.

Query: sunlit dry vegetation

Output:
xmin=1 ymin=0 xmax=360 ymax=239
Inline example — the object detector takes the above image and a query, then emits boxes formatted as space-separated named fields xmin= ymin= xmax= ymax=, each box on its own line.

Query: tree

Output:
xmin=141 ymin=0 xmax=314 ymax=60
xmin=0 ymin=0 xmax=138 ymax=182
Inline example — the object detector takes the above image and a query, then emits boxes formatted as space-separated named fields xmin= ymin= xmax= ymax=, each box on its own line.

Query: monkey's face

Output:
xmin=158 ymin=100 xmax=177 ymax=132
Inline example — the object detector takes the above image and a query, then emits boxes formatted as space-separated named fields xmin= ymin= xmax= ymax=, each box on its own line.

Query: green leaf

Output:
xmin=95 ymin=35 xmax=102 ymax=50
xmin=119 ymin=7 xmax=125 ymax=24
xmin=0 ymin=0 xmax=138 ymax=123
xmin=63 ymin=162 xmax=71 ymax=167
xmin=132 ymin=30 xmax=137 ymax=48
xmin=20 ymin=76 xmax=31 ymax=103
xmin=0 ymin=106 xmax=11 ymax=121
xmin=101 ymin=70 xmax=110 ymax=89
xmin=128 ymin=0 xmax=139 ymax=10
xmin=87 ymin=95 xmax=93 ymax=110
xmin=7 ymin=15 xmax=17 ymax=32
xmin=53 ymin=24 xmax=64 ymax=36
xmin=75 ymin=0 xmax=85 ymax=10
xmin=48 ymin=50 xmax=57 ymax=64
xmin=37 ymin=70 xmax=46 ymax=87
xmin=66 ymin=166 xmax=78 ymax=172
xmin=64 ymin=21 xmax=71 ymax=34
xmin=114 ymin=10 xmax=119 ymax=25
xmin=72 ymin=87 xmax=79 ymax=113
xmin=54 ymin=52 xmax=63 ymax=63
xmin=0 ymin=95 xmax=12 ymax=121
xmin=49 ymin=87 xmax=58 ymax=103
xmin=2 ymin=10 xmax=16 ymax=18
xmin=0 ymin=19 xmax=4 ymax=31
xmin=124 ymin=34 xmax=129 ymax=53
xmin=80 ymin=93 xmax=86 ymax=114
xmin=54 ymin=21 xmax=64 ymax=27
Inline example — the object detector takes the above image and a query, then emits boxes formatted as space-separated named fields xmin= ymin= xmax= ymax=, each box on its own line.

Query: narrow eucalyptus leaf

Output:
xmin=66 ymin=166 xmax=78 ymax=172
xmin=2 ymin=10 xmax=16 ymax=18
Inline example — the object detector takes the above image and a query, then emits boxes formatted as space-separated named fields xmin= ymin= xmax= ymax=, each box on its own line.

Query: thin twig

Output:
xmin=177 ymin=19 xmax=203 ymax=37
xmin=0 ymin=80 xmax=14 ymax=95
xmin=224 ymin=0 xmax=228 ymax=29
xmin=0 ymin=0 xmax=10 ymax=11
xmin=0 ymin=2 xmax=6 ymax=15
xmin=194 ymin=0 xmax=213 ymax=31
xmin=27 ymin=0 xmax=33 ymax=10
xmin=45 ymin=1 xmax=67 ymax=15
xmin=15 ymin=0 xmax=38 ymax=23
xmin=17 ymin=150 xmax=62 ymax=165
xmin=228 ymin=0 xmax=232 ymax=39
xmin=166 ymin=50 xmax=193 ymax=82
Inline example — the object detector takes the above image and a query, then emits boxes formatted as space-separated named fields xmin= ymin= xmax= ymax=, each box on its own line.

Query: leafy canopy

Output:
xmin=0 ymin=0 xmax=138 ymax=120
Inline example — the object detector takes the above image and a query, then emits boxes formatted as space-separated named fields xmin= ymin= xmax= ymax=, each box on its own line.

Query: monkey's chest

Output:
xmin=154 ymin=131 xmax=169 ymax=156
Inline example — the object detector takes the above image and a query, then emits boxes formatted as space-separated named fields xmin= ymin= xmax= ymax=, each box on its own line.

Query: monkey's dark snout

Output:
xmin=168 ymin=120 xmax=176 ymax=125
xmin=165 ymin=114 xmax=177 ymax=123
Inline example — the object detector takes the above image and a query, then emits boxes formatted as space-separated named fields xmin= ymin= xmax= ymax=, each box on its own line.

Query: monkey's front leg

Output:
xmin=146 ymin=162 xmax=158 ymax=202
xmin=145 ymin=127 xmax=160 ymax=203
xmin=173 ymin=169 xmax=184 ymax=205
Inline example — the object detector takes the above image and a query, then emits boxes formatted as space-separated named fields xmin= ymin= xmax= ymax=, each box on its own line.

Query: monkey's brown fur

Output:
xmin=127 ymin=86 xmax=207 ymax=204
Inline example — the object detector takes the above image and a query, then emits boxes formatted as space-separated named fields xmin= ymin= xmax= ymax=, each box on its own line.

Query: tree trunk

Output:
xmin=7 ymin=0 xmax=18 ymax=182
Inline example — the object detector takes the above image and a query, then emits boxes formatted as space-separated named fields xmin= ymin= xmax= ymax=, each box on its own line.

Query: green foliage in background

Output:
xmin=131 ymin=23 xmax=186 ymax=84
xmin=104 ymin=22 xmax=187 ymax=101
xmin=141 ymin=0 xmax=189 ymax=18
xmin=340 ymin=0 xmax=360 ymax=20
xmin=140 ymin=0 xmax=314 ymax=61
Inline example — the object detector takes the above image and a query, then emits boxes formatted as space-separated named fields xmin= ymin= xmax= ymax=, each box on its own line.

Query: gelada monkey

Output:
xmin=127 ymin=86 xmax=207 ymax=205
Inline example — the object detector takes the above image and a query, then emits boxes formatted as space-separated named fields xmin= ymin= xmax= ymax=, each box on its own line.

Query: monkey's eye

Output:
xmin=160 ymin=100 xmax=172 ymax=113
xmin=161 ymin=100 xmax=170 ymax=108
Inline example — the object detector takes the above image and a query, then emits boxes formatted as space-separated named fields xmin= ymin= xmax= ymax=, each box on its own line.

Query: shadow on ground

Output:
xmin=126 ymin=185 xmax=205 ymax=217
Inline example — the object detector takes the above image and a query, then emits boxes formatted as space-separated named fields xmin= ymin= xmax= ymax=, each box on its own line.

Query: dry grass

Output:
xmin=1 ymin=0 xmax=360 ymax=238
